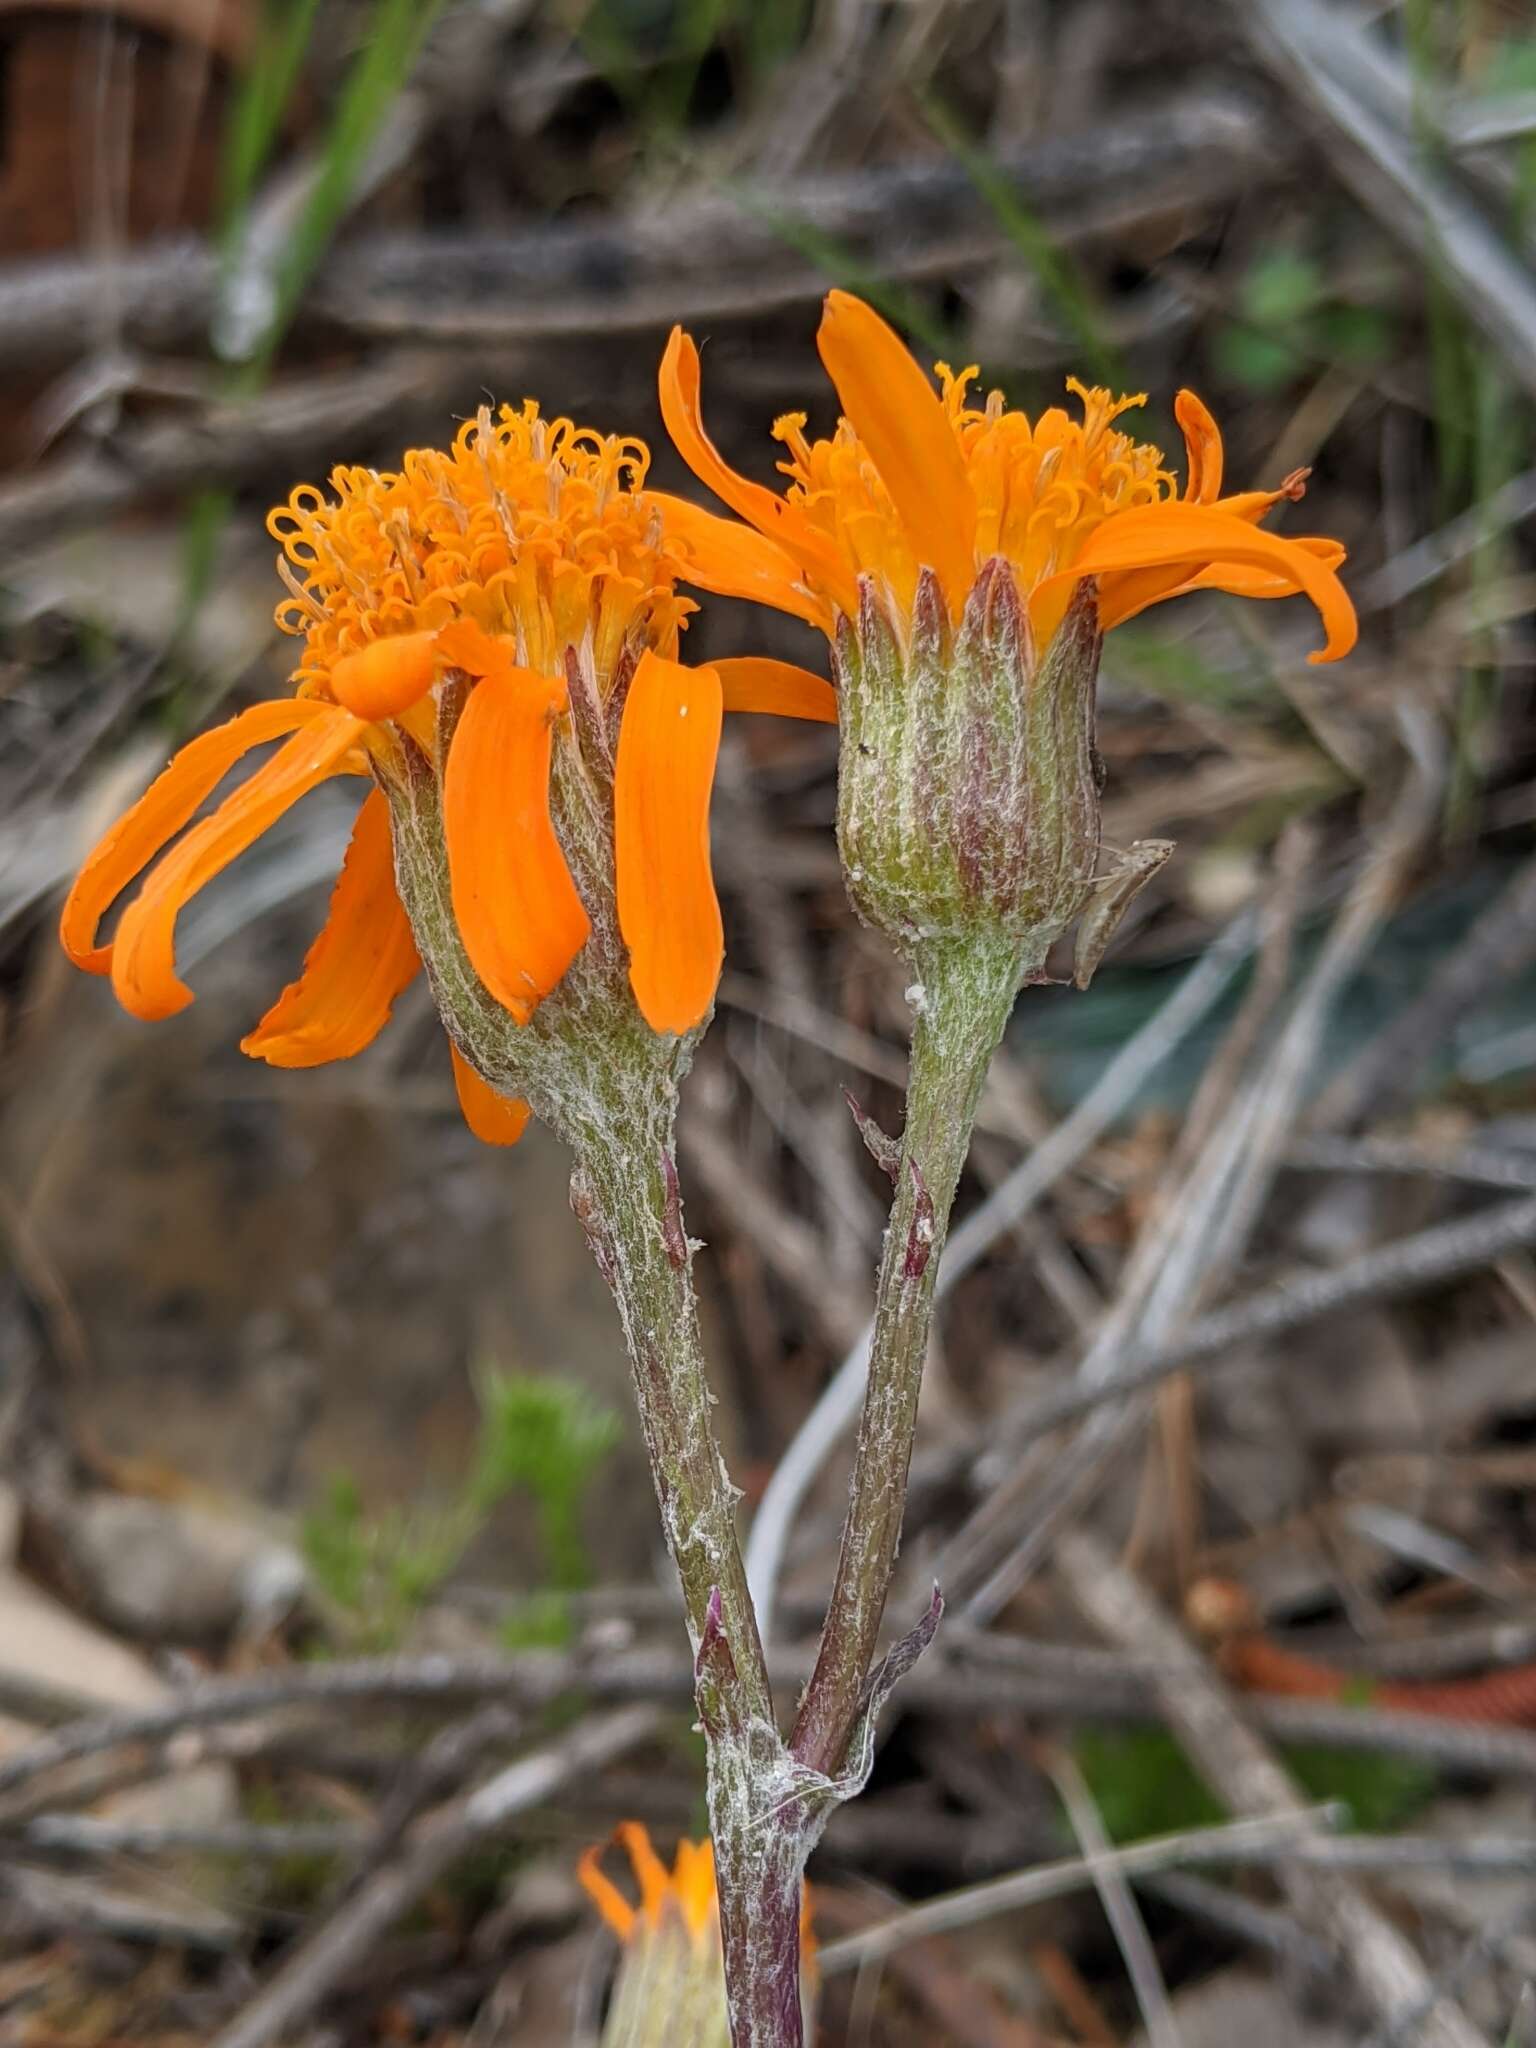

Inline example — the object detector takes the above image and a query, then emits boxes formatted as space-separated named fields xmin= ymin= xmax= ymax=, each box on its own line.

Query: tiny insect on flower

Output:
xmin=58 ymin=404 xmax=836 ymax=1139
xmin=579 ymin=1823 xmax=816 ymax=2048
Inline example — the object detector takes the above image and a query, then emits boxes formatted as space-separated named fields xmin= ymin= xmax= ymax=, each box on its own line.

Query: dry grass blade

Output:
xmin=1236 ymin=0 xmax=1536 ymax=399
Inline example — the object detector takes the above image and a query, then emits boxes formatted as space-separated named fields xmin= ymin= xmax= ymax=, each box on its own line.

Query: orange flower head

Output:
xmin=654 ymin=293 xmax=1357 ymax=964
xmin=579 ymin=1824 xmax=816 ymax=2046
xmin=59 ymin=404 xmax=836 ymax=1140
xmin=657 ymin=288 xmax=1357 ymax=663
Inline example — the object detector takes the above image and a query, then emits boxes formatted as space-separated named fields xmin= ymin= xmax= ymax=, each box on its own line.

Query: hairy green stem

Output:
xmin=386 ymin=757 xmax=803 ymax=2046
xmin=792 ymin=932 xmax=1038 ymax=1778
xmin=570 ymin=1101 xmax=807 ymax=2048
xmin=567 ymin=1109 xmax=767 ymax=1711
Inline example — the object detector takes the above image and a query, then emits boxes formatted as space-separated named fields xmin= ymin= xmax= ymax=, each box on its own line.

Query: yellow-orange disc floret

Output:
xmin=771 ymin=372 xmax=1176 ymax=641
xmin=268 ymin=404 xmax=696 ymax=709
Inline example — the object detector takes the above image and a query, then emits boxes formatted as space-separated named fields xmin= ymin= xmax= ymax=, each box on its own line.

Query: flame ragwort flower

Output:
xmin=59 ymin=404 xmax=834 ymax=1139
xmin=580 ymin=1823 xmax=816 ymax=2047
xmin=655 ymin=291 xmax=1357 ymax=964
xmin=657 ymin=288 xmax=1357 ymax=662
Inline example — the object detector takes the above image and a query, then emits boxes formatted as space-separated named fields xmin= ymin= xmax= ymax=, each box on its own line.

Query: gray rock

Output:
xmin=1132 ymin=1970 xmax=1352 ymax=2048
xmin=56 ymin=1492 xmax=306 ymax=1644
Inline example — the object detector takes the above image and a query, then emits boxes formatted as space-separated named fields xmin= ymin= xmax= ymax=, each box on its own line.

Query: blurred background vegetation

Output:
xmin=4 ymin=2 xmax=1536 ymax=2043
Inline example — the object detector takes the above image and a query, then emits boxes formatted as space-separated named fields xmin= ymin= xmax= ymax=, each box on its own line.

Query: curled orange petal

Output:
xmin=577 ymin=1841 xmax=637 ymax=1942
xmin=659 ymin=330 xmax=855 ymax=612
xmin=816 ymin=290 xmax=977 ymax=615
xmin=1102 ymin=537 xmax=1350 ymax=629
xmin=1176 ymin=390 xmax=1224 ymax=503
xmin=111 ymin=706 xmax=367 ymax=1021
xmin=449 ymin=1044 xmax=530 ymax=1146
xmin=650 ymin=492 xmax=835 ymax=633
xmin=443 ymin=665 xmax=590 ymax=1022
xmin=241 ymin=788 xmax=420 ymax=1067
xmin=714 ymin=656 xmax=837 ymax=724
xmin=61 ymin=698 xmax=338 ymax=974
xmin=615 ymin=652 xmax=724 ymax=1035
xmin=1041 ymin=502 xmax=1357 ymax=664
xmin=436 ymin=618 xmax=514 ymax=678
xmin=329 ymin=630 xmax=439 ymax=721
xmin=617 ymin=1821 xmax=673 ymax=1925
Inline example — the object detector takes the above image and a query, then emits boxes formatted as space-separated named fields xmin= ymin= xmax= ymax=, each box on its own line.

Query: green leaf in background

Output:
xmin=1318 ymin=302 xmax=1396 ymax=368
xmin=300 ymin=1369 xmax=621 ymax=1651
xmin=469 ymin=1368 xmax=622 ymax=1593
xmin=1073 ymin=1727 xmax=1436 ymax=1846
xmin=1211 ymin=324 xmax=1307 ymax=396
xmin=1210 ymin=239 xmax=1395 ymax=394
xmin=1240 ymin=246 xmax=1324 ymax=328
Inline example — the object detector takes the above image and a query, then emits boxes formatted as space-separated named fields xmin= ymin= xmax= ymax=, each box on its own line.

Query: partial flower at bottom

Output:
xmin=580 ymin=1823 xmax=817 ymax=2048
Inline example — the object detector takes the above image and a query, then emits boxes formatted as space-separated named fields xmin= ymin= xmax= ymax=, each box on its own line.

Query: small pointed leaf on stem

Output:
xmin=694 ymin=1584 xmax=742 ymax=1742
xmin=843 ymin=1086 xmax=901 ymax=1182
xmin=660 ymin=1149 xmax=689 ymax=1271
xmin=792 ymin=1585 xmax=944 ymax=1794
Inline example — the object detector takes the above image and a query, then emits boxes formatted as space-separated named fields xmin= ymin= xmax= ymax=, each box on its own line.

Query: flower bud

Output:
xmin=835 ymin=559 xmax=1103 ymax=964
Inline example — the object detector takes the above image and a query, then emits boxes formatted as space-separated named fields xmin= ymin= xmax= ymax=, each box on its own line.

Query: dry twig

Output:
xmin=1059 ymin=1527 xmax=1486 ymax=2048
xmin=208 ymin=1705 xmax=659 ymax=2048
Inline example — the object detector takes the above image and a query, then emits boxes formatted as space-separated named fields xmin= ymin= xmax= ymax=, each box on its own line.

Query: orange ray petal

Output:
xmin=61 ymin=698 xmax=339 ymax=974
xmin=449 ymin=1044 xmax=530 ymax=1146
xmin=240 ymin=788 xmax=420 ymax=1067
xmin=617 ymin=1821 xmax=673 ymax=1925
xmin=443 ymin=664 xmax=590 ymax=1022
xmin=110 ymin=706 xmax=366 ymax=1020
xmin=615 ymin=652 xmax=724 ymax=1035
xmin=329 ymin=630 xmax=439 ymax=721
xmin=1039 ymin=503 xmax=1357 ymax=663
xmin=1176 ymin=390 xmax=1224 ymax=503
xmin=1101 ymin=537 xmax=1350 ymax=629
xmin=1192 ymin=535 xmax=1347 ymax=587
xmin=815 ymin=290 xmax=977 ymax=614
xmin=672 ymin=1839 xmax=718 ymax=1937
xmin=650 ymin=491 xmax=836 ymax=632
xmin=659 ymin=330 xmax=856 ymax=610
xmin=714 ymin=656 xmax=837 ymax=724
xmin=436 ymin=618 xmax=513 ymax=678
xmin=577 ymin=1841 xmax=637 ymax=1942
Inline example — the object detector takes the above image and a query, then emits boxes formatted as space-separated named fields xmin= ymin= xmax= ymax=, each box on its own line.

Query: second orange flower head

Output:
xmin=654 ymin=292 xmax=1357 ymax=963
xmin=656 ymin=288 xmax=1357 ymax=663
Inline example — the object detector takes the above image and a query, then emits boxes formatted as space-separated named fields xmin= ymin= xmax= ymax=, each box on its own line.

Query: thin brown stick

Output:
xmin=0 ymin=95 xmax=1281 ymax=373
xmin=1059 ymin=1528 xmax=1486 ymax=2048
xmin=1319 ymin=849 xmax=1536 ymax=1129
xmin=985 ymin=1190 xmax=1536 ymax=1453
